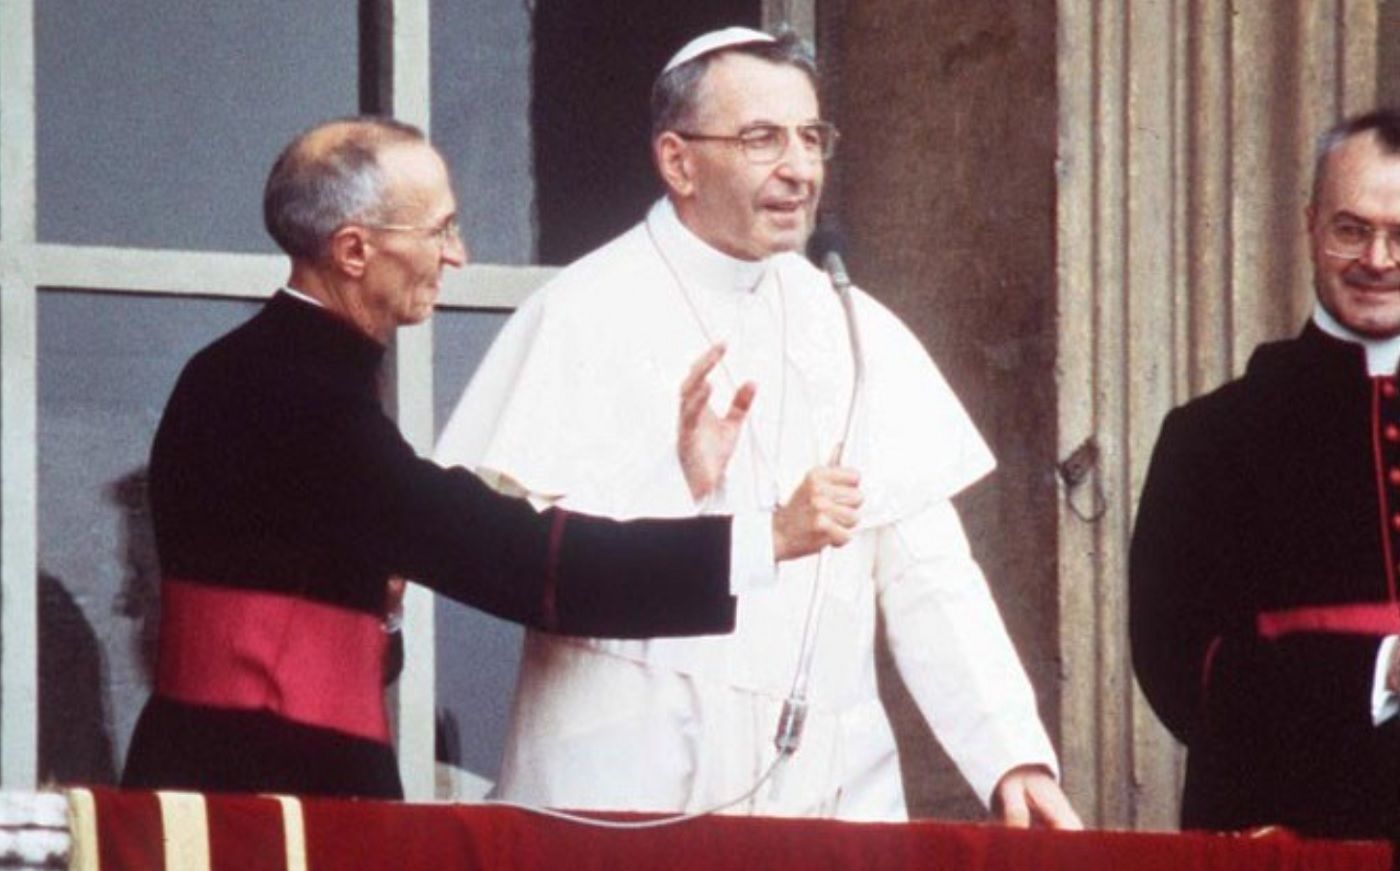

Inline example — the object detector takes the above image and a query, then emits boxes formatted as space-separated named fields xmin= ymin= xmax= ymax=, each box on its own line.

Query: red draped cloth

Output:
xmin=71 ymin=786 xmax=1391 ymax=870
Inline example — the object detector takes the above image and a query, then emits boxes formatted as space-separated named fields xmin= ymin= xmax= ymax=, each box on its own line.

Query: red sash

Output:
xmin=156 ymin=578 xmax=389 ymax=743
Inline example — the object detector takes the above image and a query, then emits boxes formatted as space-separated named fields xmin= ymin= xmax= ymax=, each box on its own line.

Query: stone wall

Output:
xmin=819 ymin=0 xmax=1060 ymax=820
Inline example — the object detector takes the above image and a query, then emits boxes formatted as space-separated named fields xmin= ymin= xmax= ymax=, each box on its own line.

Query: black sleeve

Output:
xmin=332 ymin=409 xmax=738 ymax=639
xmin=549 ymin=506 xmax=738 ymax=638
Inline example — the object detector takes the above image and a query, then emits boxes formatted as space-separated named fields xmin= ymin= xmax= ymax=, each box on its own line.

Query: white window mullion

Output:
xmin=33 ymin=245 xmax=285 ymax=299
xmin=0 ymin=0 xmax=40 ymax=790
xmin=382 ymin=0 xmax=438 ymax=802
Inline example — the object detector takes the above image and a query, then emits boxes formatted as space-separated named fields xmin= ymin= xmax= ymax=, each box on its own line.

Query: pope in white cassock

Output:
xmin=437 ymin=26 xmax=1081 ymax=826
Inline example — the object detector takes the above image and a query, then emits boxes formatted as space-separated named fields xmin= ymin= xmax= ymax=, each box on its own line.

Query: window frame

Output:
xmin=0 ymin=0 xmax=811 ymax=797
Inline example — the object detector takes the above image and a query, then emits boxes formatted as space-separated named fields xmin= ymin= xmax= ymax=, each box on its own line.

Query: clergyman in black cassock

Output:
xmin=1131 ymin=111 xmax=1400 ymax=840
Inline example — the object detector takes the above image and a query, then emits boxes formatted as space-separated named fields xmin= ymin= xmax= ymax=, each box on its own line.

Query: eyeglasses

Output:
xmin=364 ymin=216 xmax=462 ymax=249
xmin=1322 ymin=216 xmax=1400 ymax=263
xmin=673 ymin=122 xmax=840 ymax=164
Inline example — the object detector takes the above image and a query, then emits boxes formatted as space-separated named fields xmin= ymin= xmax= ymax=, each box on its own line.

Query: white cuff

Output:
xmin=1371 ymin=635 xmax=1399 ymax=726
xmin=728 ymin=512 xmax=777 ymax=595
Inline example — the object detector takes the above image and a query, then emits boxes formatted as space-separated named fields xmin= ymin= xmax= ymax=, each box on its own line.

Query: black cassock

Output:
xmin=122 ymin=292 xmax=737 ymax=799
xmin=1131 ymin=322 xmax=1400 ymax=839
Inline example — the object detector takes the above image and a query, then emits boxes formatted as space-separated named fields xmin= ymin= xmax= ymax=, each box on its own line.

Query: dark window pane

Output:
xmin=36 ymin=2 xmax=356 ymax=252
xmin=431 ymin=307 xmax=518 ymax=784
xmin=432 ymin=0 xmax=535 ymax=266
xmin=532 ymin=1 xmax=761 ymax=264
xmin=37 ymin=290 xmax=260 ymax=784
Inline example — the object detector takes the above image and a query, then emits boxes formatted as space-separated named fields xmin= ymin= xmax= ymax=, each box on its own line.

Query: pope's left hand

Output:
xmin=678 ymin=343 xmax=756 ymax=501
xmin=992 ymin=765 xmax=1083 ymax=830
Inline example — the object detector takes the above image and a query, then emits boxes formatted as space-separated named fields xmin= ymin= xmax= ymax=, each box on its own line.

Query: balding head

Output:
xmin=1312 ymin=110 xmax=1400 ymax=208
xmin=263 ymin=116 xmax=427 ymax=259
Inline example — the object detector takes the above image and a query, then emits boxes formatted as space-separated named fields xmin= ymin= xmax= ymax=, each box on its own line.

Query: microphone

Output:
xmin=807 ymin=227 xmax=850 ymax=291
xmin=809 ymin=228 xmax=863 ymax=444
xmin=825 ymin=251 xmax=851 ymax=291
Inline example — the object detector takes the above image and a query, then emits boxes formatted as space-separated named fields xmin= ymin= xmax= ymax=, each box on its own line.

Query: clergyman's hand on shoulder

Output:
xmin=772 ymin=465 xmax=862 ymax=561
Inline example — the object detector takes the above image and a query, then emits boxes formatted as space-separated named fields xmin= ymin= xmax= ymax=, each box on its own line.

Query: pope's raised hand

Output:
xmin=678 ymin=344 xmax=756 ymax=501
xmin=773 ymin=465 xmax=863 ymax=561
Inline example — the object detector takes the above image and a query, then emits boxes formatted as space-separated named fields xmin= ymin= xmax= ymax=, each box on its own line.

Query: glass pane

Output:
xmin=37 ymin=290 xmax=260 ymax=784
xmin=36 ymin=2 xmax=356 ymax=253
xmin=431 ymin=307 xmax=517 ymax=789
xmin=433 ymin=308 xmax=510 ymax=432
xmin=431 ymin=0 xmax=535 ymax=266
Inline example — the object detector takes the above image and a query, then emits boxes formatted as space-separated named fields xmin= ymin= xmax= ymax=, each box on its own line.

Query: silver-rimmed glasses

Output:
xmin=1321 ymin=215 xmax=1400 ymax=262
xmin=363 ymin=216 xmax=462 ymax=249
xmin=674 ymin=122 xmax=839 ymax=164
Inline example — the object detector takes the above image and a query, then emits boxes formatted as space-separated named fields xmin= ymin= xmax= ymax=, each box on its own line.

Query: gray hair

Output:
xmin=262 ymin=116 xmax=426 ymax=259
xmin=1311 ymin=108 xmax=1400 ymax=204
xmin=650 ymin=29 xmax=818 ymax=138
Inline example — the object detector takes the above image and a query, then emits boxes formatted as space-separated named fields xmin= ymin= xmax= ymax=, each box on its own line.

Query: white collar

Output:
xmin=281 ymin=285 xmax=325 ymax=308
xmin=647 ymin=199 xmax=772 ymax=294
xmin=1312 ymin=305 xmax=1400 ymax=376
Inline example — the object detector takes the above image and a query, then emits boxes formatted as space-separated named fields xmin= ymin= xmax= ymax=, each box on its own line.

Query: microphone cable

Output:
xmin=773 ymin=243 xmax=864 ymax=769
xmin=480 ymin=754 xmax=788 ymax=829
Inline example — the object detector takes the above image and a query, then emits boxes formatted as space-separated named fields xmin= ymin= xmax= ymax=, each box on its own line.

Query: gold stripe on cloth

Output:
xmin=270 ymin=794 xmax=308 ymax=871
xmin=65 ymin=788 xmax=100 ymax=871
xmin=155 ymin=791 xmax=211 ymax=871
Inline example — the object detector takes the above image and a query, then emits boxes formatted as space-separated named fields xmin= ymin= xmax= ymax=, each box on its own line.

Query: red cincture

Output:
xmin=155 ymin=578 xmax=389 ymax=742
